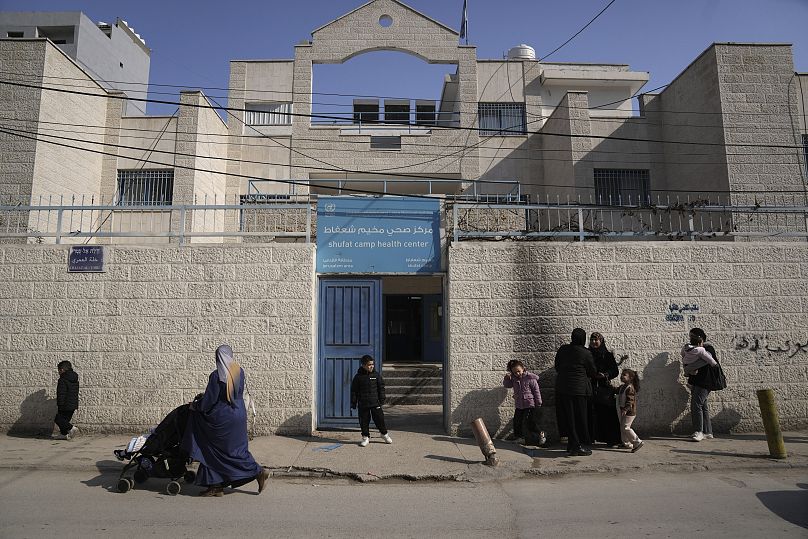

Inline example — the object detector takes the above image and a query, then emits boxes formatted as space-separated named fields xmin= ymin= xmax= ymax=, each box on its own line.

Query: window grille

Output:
xmin=803 ymin=134 xmax=808 ymax=175
xmin=244 ymin=102 xmax=293 ymax=125
xmin=478 ymin=103 xmax=526 ymax=135
xmin=594 ymin=169 xmax=650 ymax=205
xmin=370 ymin=136 xmax=401 ymax=150
xmin=117 ymin=169 xmax=174 ymax=206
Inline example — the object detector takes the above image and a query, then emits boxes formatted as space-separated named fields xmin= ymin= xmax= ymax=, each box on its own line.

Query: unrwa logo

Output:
xmin=324 ymin=202 xmax=336 ymax=213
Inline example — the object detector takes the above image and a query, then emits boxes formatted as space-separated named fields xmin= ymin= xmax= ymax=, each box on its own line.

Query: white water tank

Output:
xmin=507 ymin=44 xmax=536 ymax=60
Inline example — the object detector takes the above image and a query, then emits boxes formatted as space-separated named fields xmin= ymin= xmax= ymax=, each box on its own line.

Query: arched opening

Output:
xmin=311 ymin=50 xmax=457 ymax=127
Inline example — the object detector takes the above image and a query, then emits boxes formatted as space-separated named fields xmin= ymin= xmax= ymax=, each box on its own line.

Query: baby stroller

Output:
xmin=114 ymin=402 xmax=196 ymax=495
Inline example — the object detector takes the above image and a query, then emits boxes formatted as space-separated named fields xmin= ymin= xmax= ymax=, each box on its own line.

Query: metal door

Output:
xmin=317 ymin=279 xmax=382 ymax=428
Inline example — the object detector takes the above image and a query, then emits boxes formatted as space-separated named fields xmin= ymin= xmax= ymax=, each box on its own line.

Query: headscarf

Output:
xmin=216 ymin=344 xmax=241 ymax=404
xmin=589 ymin=331 xmax=608 ymax=359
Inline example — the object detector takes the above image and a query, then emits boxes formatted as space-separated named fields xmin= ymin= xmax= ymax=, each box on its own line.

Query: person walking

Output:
xmin=617 ymin=368 xmax=644 ymax=452
xmin=554 ymin=328 xmax=597 ymax=456
xmin=182 ymin=345 xmax=268 ymax=497
xmin=53 ymin=361 xmax=80 ymax=440
xmin=350 ymin=355 xmax=392 ymax=447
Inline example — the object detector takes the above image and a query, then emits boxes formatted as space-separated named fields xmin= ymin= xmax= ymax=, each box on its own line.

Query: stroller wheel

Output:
xmin=117 ymin=478 xmax=131 ymax=493
xmin=183 ymin=470 xmax=196 ymax=483
xmin=133 ymin=469 xmax=148 ymax=484
xmin=166 ymin=481 xmax=181 ymax=496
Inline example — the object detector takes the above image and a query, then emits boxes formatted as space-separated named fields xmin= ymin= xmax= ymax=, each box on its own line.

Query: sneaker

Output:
xmin=52 ymin=433 xmax=69 ymax=440
xmin=704 ymin=433 xmax=714 ymax=439
xmin=359 ymin=436 xmax=370 ymax=447
xmin=68 ymin=426 xmax=79 ymax=438
xmin=539 ymin=432 xmax=547 ymax=446
xmin=691 ymin=431 xmax=704 ymax=442
xmin=631 ymin=441 xmax=644 ymax=453
xmin=382 ymin=433 xmax=392 ymax=444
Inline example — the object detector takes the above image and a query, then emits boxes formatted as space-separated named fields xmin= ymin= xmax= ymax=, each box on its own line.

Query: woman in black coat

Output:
xmin=588 ymin=332 xmax=622 ymax=446
xmin=554 ymin=328 xmax=598 ymax=456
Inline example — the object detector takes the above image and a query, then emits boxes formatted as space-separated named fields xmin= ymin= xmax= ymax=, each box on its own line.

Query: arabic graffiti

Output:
xmin=665 ymin=302 xmax=699 ymax=322
xmin=734 ymin=334 xmax=808 ymax=358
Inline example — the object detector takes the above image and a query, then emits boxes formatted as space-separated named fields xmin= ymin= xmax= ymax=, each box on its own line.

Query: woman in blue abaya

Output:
xmin=182 ymin=344 xmax=268 ymax=497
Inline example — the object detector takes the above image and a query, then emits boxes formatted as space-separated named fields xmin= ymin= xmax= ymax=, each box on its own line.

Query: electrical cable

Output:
xmin=1 ymin=80 xmax=803 ymax=150
xmin=2 ymin=124 xmax=804 ymax=196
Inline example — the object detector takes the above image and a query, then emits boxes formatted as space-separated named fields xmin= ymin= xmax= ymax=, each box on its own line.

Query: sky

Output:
xmin=2 ymin=0 xmax=807 ymax=116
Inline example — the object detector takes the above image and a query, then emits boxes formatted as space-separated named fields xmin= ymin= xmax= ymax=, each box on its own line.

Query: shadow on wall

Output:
xmin=7 ymin=390 xmax=56 ymax=437
xmin=275 ymin=413 xmax=313 ymax=436
xmin=712 ymin=407 xmax=742 ymax=433
xmin=451 ymin=388 xmax=508 ymax=437
xmin=639 ymin=353 xmax=690 ymax=435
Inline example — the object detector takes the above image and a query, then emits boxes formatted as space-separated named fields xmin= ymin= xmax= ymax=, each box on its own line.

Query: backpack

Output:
xmin=703 ymin=360 xmax=727 ymax=391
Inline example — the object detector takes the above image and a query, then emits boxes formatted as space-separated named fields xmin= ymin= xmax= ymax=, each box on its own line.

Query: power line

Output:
xmin=2 ymin=79 xmax=803 ymax=150
xmin=2 ymin=124 xmax=804 ymax=196
xmin=8 ymin=70 xmax=802 ymax=119
xmin=540 ymin=0 xmax=618 ymax=61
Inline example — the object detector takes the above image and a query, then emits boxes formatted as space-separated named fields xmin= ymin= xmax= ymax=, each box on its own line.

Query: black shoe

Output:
xmin=569 ymin=447 xmax=592 ymax=456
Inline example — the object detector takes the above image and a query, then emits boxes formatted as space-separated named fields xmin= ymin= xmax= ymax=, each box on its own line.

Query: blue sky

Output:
xmin=4 ymin=0 xmax=807 ymax=115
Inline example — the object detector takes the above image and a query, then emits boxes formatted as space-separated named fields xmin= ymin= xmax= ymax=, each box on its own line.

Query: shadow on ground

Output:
xmin=756 ymin=483 xmax=808 ymax=529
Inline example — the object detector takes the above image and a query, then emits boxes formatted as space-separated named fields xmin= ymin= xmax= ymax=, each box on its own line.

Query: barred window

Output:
xmin=594 ymin=169 xmax=650 ymax=205
xmin=803 ymin=134 xmax=808 ymax=175
xmin=478 ymin=103 xmax=526 ymax=135
xmin=245 ymin=102 xmax=292 ymax=125
xmin=117 ymin=169 xmax=174 ymax=206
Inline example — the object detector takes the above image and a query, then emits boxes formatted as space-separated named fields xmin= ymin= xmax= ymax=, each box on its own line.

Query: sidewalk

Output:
xmin=2 ymin=429 xmax=806 ymax=483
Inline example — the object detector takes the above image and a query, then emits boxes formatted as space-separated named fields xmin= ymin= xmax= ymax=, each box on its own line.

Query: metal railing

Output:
xmin=450 ymin=197 xmax=808 ymax=242
xmin=0 ymin=197 xmax=313 ymax=245
xmin=3 ymin=194 xmax=807 ymax=245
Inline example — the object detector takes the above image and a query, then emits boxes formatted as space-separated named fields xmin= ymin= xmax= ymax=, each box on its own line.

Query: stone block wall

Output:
xmin=447 ymin=242 xmax=808 ymax=437
xmin=0 ymin=244 xmax=315 ymax=436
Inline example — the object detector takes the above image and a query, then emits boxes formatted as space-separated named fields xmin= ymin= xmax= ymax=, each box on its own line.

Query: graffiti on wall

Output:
xmin=734 ymin=334 xmax=808 ymax=358
xmin=665 ymin=303 xmax=699 ymax=322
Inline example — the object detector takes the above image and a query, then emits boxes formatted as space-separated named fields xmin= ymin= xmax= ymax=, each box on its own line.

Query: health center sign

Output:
xmin=316 ymin=196 xmax=441 ymax=273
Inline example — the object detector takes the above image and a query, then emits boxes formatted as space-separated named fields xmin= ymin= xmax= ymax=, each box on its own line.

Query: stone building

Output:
xmin=0 ymin=0 xmax=806 ymax=438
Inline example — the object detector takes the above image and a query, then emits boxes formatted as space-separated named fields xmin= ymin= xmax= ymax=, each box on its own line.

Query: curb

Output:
xmin=2 ymin=459 xmax=805 ymax=483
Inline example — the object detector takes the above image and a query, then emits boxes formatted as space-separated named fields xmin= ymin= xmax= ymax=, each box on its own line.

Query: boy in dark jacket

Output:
xmin=54 ymin=360 xmax=80 ymax=440
xmin=350 ymin=355 xmax=392 ymax=447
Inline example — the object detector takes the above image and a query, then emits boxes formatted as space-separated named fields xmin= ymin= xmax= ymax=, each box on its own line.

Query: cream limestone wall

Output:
xmin=447 ymin=242 xmax=808 ymax=437
xmin=0 ymin=244 xmax=315 ymax=435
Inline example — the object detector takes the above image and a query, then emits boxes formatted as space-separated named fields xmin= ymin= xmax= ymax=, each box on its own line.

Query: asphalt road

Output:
xmin=0 ymin=468 xmax=805 ymax=538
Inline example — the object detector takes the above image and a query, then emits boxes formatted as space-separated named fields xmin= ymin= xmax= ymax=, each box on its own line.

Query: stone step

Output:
xmin=386 ymin=386 xmax=443 ymax=396
xmin=385 ymin=379 xmax=443 ymax=388
xmin=383 ymin=369 xmax=442 ymax=378
xmin=388 ymin=395 xmax=443 ymax=405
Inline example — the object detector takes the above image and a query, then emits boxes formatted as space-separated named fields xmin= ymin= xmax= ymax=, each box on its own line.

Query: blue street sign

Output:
xmin=316 ymin=196 xmax=440 ymax=273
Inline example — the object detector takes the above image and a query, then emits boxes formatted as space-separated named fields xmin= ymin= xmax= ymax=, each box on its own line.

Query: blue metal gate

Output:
xmin=317 ymin=279 xmax=382 ymax=428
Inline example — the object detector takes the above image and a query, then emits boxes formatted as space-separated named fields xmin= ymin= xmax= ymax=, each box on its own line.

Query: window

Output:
xmin=353 ymin=99 xmax=379 ymax=124
xmin=478 ymin=103 xmax=526 ymax=135
xmin=7 ymin=32 xmax=24 ymax=38
xmin=244 ymin=103 xmax=292 ymax=126
xmin=117 ymin=169 xmax=174 ymax=206
xmin=384 ymin=99 xmax=410 ymax=124
xmin=415 ymin=100 xmax=436 ymax=125
xmin=594 ymin=169 xmax=650 ymax=205
xmin=803 ymin=134 xmax=808 ymax=175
